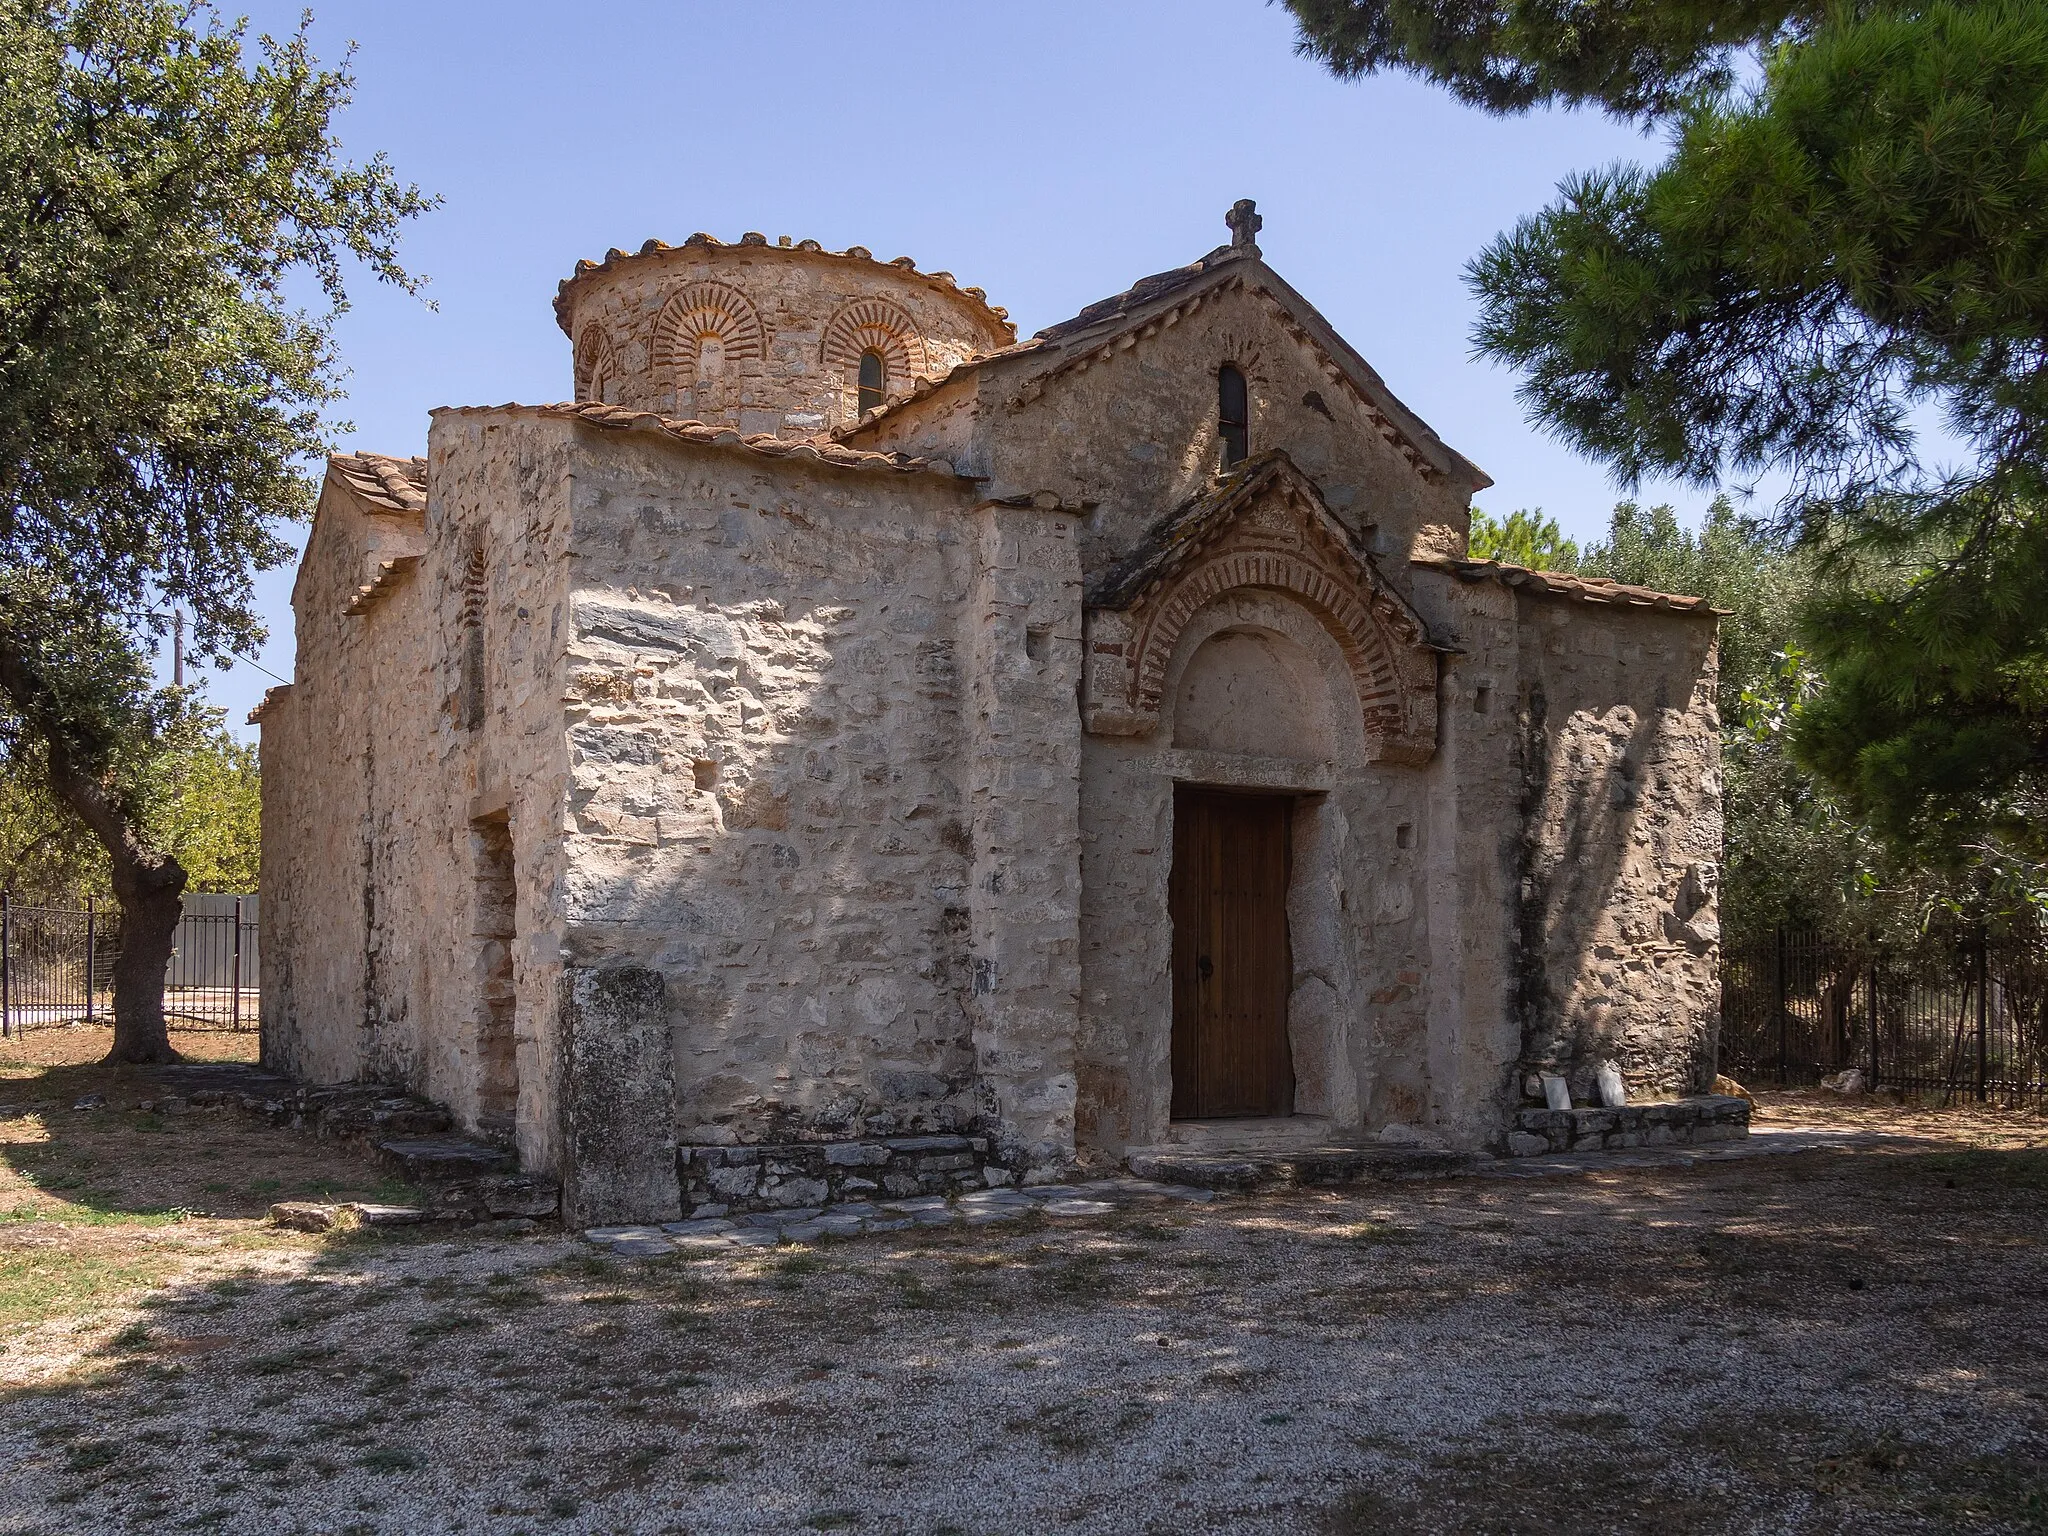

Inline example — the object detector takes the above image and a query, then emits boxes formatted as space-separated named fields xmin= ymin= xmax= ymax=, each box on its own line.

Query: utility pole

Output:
xmin=172 ymin=608 xmax=184 ymax=688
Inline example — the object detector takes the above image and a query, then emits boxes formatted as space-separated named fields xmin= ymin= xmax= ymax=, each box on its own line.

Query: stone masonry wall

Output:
xmin=262 ymin=413 xmax=577 ymax=1180
xmin=1514 ymin=596 xmax=1722 ymax=1107
xmin=552 ymin=423 xmax=993 ymax=1159
xmin=854 ymin=277 xmax=1477 ymax=584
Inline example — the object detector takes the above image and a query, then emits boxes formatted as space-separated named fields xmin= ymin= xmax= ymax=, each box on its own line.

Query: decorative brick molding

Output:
xmin=821 ymin=294 xmax=930 ymax=398
xmin=572 ymin=322 xmax=619 ymax=402
xmin=1083 ymin=451 xmax=1439 ymax=764
xmin=649 ymin=279 xmax=767 ymax=386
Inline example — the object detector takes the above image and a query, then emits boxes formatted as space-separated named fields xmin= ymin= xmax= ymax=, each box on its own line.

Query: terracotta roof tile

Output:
xmin=553 ymin=234 xmax=1015 ymax=342
xmin=432 ymin=401 xmax=980 ymax=481
xmin=328 ymin=452 xmax=427 ymax=514
xmin=1418 ymin=555 xmax=1725 ymax=614
xmin=1032 ymin=244 xmax=1242 ymax=342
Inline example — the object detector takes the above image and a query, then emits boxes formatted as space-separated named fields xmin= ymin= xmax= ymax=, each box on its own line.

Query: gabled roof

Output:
xmin=1087 ymin=450 xmax=1344 ymax=609
xmin=1415 ymin=555 xmax=1725 ymax=615
xmin=839 ymin=241 xmax=1489 ymax=492
xmin=1087 ymin=450 xmax=1438 ymax=656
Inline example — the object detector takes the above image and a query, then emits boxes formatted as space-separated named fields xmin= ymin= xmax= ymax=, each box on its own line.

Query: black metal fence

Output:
xmin=0 ymin=892 xmax=258 ymax=1037
xmin=1723 ymin=927 xmax=2048 ymax=1106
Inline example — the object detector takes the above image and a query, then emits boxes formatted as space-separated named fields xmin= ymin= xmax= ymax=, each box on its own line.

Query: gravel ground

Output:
xmin=1 ymin=1092 xmax=2043 ymax=1535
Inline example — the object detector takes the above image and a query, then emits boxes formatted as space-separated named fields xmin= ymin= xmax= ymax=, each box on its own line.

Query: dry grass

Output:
xmin=0 ymin=1044 xmax=2043 ymax=1533
xmin=0 ymin=1025 xmax=411 ymax=1335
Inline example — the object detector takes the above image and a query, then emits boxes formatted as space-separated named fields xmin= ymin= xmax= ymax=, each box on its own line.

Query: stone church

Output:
xmin=256 ymin=202 xmax=1727 ymax=1224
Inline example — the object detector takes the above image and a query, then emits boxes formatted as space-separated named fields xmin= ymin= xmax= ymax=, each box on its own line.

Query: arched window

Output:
xmin=1218 ymin=364 xmax=1249 ymax=467
xmin=696 ymin=334 xmax=727 ymax=382
xmin=858 ymin=350 xmax=886 ymax=415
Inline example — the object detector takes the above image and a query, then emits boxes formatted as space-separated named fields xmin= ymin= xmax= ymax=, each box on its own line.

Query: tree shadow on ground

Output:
xmin=1 ymin=1134 xmax=2044 ymax=1535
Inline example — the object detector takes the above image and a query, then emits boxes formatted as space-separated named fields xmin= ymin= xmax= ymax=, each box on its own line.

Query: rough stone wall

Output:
xmin=260 ymin=413 xmax=576 ymax=1179
xmin=853 ymin=278 xmax=1476 ymax=581
xmin=1406 ymin=569 xmax=1723 ymax=1137
xmin=258 ymin=482 xmax=388 ymax=1086
xmin=1511 ymin=595 xmax=1723 ymax=1104
xmin=963 ymin=502 xmax=1084 ymax=1172
xmin=1077 ymin=586 xmax=1437 ymax=1153
xmin=556 ymin=244 xmax=1011 ymax=434
xmin=550 ymin=425 xmax=1000 ymax=1161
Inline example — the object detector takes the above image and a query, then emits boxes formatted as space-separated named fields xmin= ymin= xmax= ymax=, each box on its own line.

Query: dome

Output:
xmin=553 ymin=232 xmax=1015 ymax=436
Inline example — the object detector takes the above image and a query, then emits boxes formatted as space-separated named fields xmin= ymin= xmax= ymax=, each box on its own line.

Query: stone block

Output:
xmin=478 ymin=1175 xmax=560 ymax=1219
xmin=1514 ymin=1109 xmax=1572 ymax=1133
xmin=917 ymin=1153 xmax=976 ymax=1173
xmin=1505 ymin=1132 xmax=1549 ymax=1158
xmin=561 ymin=965 xmax=681 ymax=1227
xmin=761 ymin=1178 xmax=828 ymax=1208
xmin=825 ymin=1142 xmax=890 ymax=1167
xmin=707 ymin=1165 xmax=760 ymax=1199
xmin=886 ymin=1134 xmax=972 ymax=1154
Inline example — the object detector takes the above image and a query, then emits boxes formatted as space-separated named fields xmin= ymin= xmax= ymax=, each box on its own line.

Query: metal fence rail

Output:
xmin=1723 ymin=928 xmax=2048 ymax=1106
xmin=0 ymin=892 xmax=257 ymax=1037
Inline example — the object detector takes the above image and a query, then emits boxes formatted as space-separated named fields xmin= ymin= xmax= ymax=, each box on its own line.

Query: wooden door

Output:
xmin=1170 ymin=787 xmax=1294 ymax=1119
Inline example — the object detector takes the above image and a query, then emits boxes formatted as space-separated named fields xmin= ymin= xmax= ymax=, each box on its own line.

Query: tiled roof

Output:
xmin=1417 ymin=555 xmax=1726 ymax=614
xmin=553 ymin=232 xmax=1016 ymax=342
xmin=837 ymin=248 xmax=1484 ymax=490
xmin=328 ymin=452 xmax=427 ymax=514
xmin=433 ymin=401 xmax=980 ymax=481
xmin=1032 ymin=244 xmax=1242 ymax=342
xmin=247 ymin=684 xmax=291 ymax=726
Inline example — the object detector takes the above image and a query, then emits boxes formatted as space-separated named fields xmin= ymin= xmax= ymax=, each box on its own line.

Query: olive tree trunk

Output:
xmin=0 ymin=636 xmax=186 ymax=1063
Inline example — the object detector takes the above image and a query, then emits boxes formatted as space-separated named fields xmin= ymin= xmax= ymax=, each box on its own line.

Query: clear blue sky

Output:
xmin=206 ymin=0 xmax=1714 ymax=736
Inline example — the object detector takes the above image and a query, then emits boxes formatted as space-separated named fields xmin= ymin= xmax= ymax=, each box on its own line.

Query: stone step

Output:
xmin=373 ymin=1136 xmax=514 ymax=1185
xmin=1124 ymin=1144 xmax=1473 ymax=1192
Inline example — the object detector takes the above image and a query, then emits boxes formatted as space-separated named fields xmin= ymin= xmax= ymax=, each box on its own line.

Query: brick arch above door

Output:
xmin=1082 ymin=450 xmax=1441 ymax=765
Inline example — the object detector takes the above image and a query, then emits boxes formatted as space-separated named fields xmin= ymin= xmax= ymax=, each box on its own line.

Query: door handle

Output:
xmin=1197 ymin=955 xmax=1213 ymax=981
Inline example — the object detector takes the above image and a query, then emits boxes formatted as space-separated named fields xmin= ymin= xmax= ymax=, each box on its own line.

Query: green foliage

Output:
xmin=0 ymin=0 xmax=432 ymax=656
xmin=142 ymin=717 xmax=259 ymax=893
xmin=1793 ymin=497 xmax=2048 ymax=867
xmin=1296 ymin=0 xmax=2048 ymax=874
xmin=1285 ymin=0 xmax=1814 ymax=119
xmin=1466 ymin=507 xmax=1579 ymax=570
xmin=0 ymin=611 xmax=271 ymax=899
xmin=0 ymin=1 xmax=423 ymax=1053
xmin=0 ymin=760 xmax=108 ymax=900
xmin=1466 ymin=1 xmax=2048 ymax=514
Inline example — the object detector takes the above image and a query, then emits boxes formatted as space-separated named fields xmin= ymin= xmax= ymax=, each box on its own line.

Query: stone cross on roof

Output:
xmin=1226 ymin=199 xmax=1263 ymax=252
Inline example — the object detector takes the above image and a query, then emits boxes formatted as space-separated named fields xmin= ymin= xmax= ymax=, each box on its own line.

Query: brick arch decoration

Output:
xmin=1083 ymin=465 xmax=1439 ymax=764
xmin=650 ymin=281 xmax=768 ymax=387
xmin=573 ymin=323 xmax=619 ymax=402
xmin=1134 ymin=551 xmax=1437 ymax=764
xmin=821 ymin=296 xmax=930 ymax=397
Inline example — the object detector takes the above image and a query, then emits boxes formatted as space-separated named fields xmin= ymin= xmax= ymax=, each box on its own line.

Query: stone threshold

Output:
xmin=1124 ymin=1144 xmax=1474 ymax=1192
xmin=587 ymin=1178 xmax=1217 ymax=1257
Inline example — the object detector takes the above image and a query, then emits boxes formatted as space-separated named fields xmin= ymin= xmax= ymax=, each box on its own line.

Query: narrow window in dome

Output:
xmin=1218 ymin=364 xmax=1249 ymax=467
xmin=858 ymin=350 xmax=886 ymax=415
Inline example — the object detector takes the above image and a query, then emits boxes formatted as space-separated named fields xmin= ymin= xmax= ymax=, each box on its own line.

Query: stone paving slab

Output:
xmin=1472 ymin=1123 xmax=1946 ymax=1180
xmin=582 ymin=1173 xmax=1220 ymax=1254
xmin=584 ymin=1123 xmax=1946 ymax=1256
